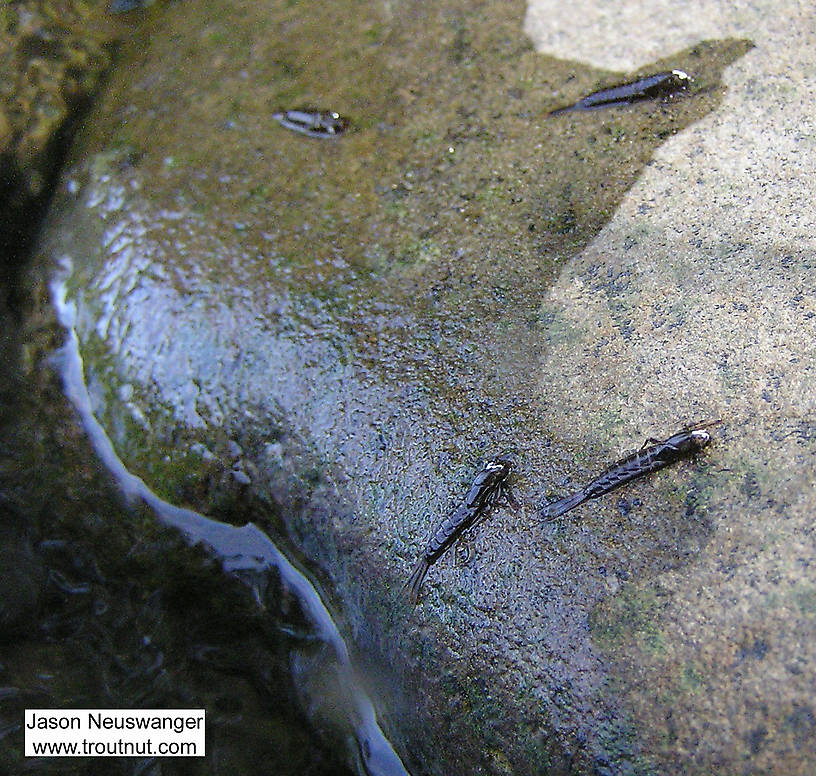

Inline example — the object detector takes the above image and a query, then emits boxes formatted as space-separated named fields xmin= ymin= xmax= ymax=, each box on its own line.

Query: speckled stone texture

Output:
xmin=0 ymin=0 xmax=111 ymax=262
xmin=30 ymin=0 xmax=816 ymax=773
xmin=526 ymin=1 xmax=816 ymax=773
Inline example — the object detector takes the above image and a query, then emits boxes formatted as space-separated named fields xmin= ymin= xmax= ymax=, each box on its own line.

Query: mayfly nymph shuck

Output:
xmin=405 ymin=455 xmax=519 ymax=605
xmin=549 ymin=69 xmax=692 ymax=116
xmin=539 ymin=420 xmax=720 ymax=520
xmin=272 ymin=108 xmax=350 ymax=138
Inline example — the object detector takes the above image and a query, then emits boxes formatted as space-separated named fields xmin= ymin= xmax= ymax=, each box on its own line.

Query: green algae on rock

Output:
xmin=0 ymin=0 xmax=116 ymax=264
xmin=34 ymin=0 xmax=759 ymax=772
xmin=0 ymin=270 xmax=359 ymax=775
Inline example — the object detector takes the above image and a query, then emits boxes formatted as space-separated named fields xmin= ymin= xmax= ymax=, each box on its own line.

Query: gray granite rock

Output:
xmin=35 ymin=0 xmax=803 ymax=772
xmin=525 ymin=1 xmax=816 ymax=773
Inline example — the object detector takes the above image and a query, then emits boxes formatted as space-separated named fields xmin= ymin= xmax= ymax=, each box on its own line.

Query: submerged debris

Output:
xmin=272 ymin=108 xmax=350 ymax=138
xmin=540 ymin=420 xmax=719 ymax=519
xmin=405 ymin=455 xmax=519 ymax=605
xmin=549 ymin=69 xmax=692 ymax=115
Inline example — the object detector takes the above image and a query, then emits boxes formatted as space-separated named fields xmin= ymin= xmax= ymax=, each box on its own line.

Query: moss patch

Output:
xmin=589 ymin=582 xmax=670 ymax=654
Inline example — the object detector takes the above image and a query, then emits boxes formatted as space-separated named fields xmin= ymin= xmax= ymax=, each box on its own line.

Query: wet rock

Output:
xmin=524 ymin=1 xmax=816 ymax=774
xmin=0 ymin=0 xmax=113 ymax=264
xmin=0 ymin=283 xmax=356 ymax=775
xmin=31 ymin=0 xmax=784 ymax=773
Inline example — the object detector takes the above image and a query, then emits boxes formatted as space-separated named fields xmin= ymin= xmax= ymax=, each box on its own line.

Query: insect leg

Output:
xmin=500 ymin=483 xmax=522 ymax=512
xmin=469 ymin=484 xmax=509 ymax=530
xmin=686 ymin=418 xmax=723 ymax=432
xmin=639 ymin=437 xmax=662 ymax=450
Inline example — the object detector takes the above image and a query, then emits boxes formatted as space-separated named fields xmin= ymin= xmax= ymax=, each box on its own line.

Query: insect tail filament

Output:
xmin=404 ymin=557 xmax=431 ymax=606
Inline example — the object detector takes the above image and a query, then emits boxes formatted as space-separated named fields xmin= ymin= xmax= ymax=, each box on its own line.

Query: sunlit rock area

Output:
xmin=525 ymin=1 xmax=816 ymax=773
xmin=5 ymin=0 xmax=814 ymax=773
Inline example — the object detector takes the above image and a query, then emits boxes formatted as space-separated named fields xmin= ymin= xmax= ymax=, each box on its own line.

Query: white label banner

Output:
xmin=25 ymin=709 xmax=205 ymax=757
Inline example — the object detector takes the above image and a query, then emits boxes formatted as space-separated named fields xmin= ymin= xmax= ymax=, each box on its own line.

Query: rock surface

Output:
xmin=524 ymin=1 xmax=816 ymax=774
xmin=0 ymin=0 xmax=113 ymax=264
xmin=35 ymin=0 xmax=816 ymax=773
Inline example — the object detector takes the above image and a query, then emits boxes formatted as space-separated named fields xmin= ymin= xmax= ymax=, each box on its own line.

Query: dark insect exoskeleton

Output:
xmin=272 ymin=108 xmax=350 ymax=138
xmin=549 ymin=69 xmax=692 ymax=116
xmin=540 ymin=420 xmax=720 ymax=519
xmin=405 ymin=455 xmax=520 ymax=605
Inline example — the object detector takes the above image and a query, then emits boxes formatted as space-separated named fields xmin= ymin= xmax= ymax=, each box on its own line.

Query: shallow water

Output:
xmin=0 ymin=266 xmax=374 ymax=774
xmin=2 ymin=0 xmax=777 ymax=772
xmin=48 ymin=262 xmax=409 ymax=776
